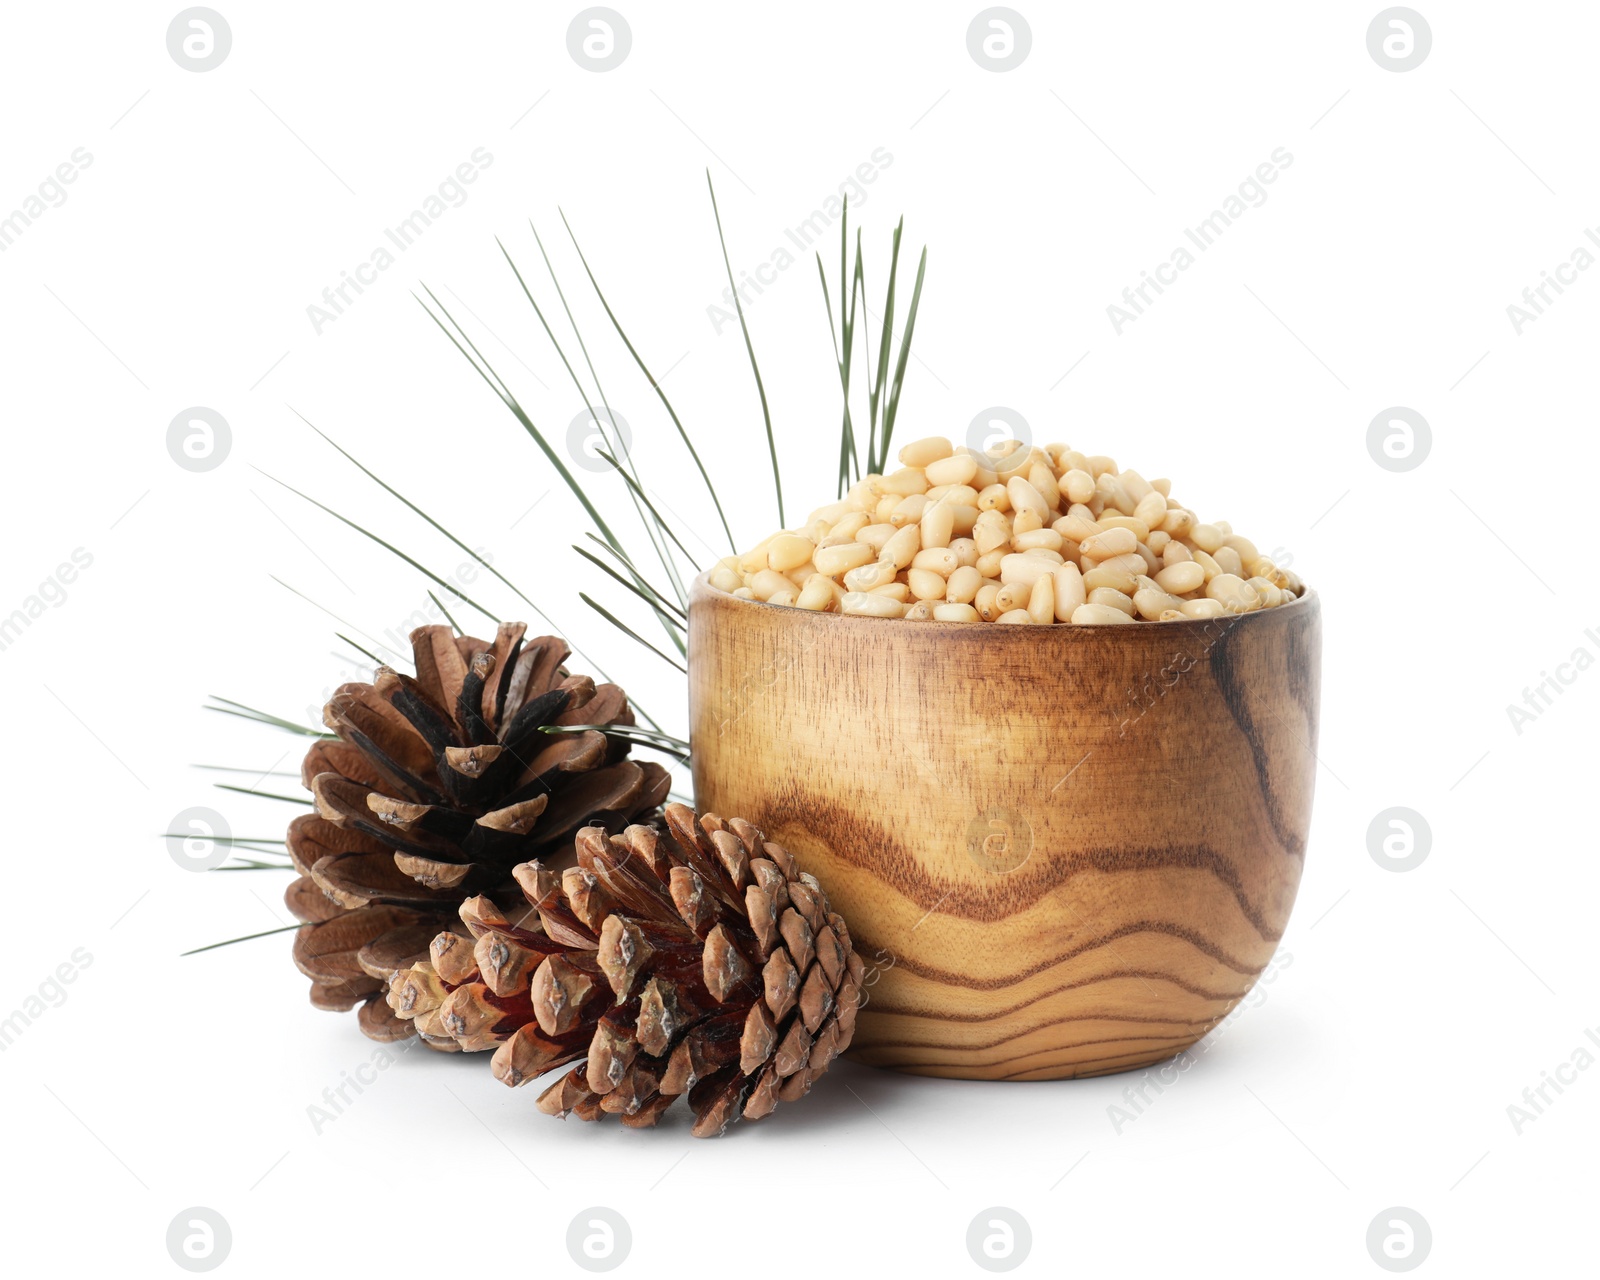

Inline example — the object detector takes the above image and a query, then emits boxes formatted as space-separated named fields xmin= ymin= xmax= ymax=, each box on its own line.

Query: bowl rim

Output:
xmin=689 ymin=570 xmax=1317 ymax=633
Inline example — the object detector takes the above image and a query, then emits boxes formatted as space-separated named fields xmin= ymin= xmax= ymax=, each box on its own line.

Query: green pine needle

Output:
xmin=560 ymin=208 xmax=737 ymax=553
xmin=181 ymin=922 xmax=306 ymax=957
xmin=707 ymin=171 xmax=783 ymax=527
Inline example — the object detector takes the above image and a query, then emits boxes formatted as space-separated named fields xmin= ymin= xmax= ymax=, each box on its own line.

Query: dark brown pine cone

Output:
xmin=386 ymin=804 xmax=864 ymax=1136
xmin=283 ymin=623 xmax=670 ymax=1046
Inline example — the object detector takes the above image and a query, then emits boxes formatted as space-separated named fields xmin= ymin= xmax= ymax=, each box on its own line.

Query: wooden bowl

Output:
xmin=687 ymin=575 xmax=1320 ymax=1080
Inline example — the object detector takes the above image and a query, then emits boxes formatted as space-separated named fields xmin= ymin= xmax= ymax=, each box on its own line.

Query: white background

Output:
xmin=2 ymin=1 xmax=1595 ymax=1275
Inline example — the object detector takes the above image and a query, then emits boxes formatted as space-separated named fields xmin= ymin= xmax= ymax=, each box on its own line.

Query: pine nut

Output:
xmin=766 ymin=534 xmax=815 ymax=573
xmin=1011 ymin=507 xmax=1045 ymax=535
xmin=709 ymin=565 xmax=742 ymax=593
xmin=1007 ymin=476 xmax=1050 ymax=522
xmin=843 ymin=560 xmax=897 ymax=592
xmin=813 ymin=542 xmax=874 ymax=576
xmin=908 ymin=567 xmax=948 ymax=601
xmin=917 ymin=501 xmax=954 ymax=550
xmin=1093 ymin=552 xmax=1148 ymax=577
xmin=990 ymin=582 xmax=1025 ymax=614
xmin=1205 ymin=573 xmax=1260 ymax=613
xmin=1096 ymin=473 xmax=1136 ymax=515
xmin=1061 ymin=469 xmax=1095 ymax=505
xmin=1134 ymin=489 xmax=1168 ymax=530
xmin=1027 ymin=573 xmax=1055 ymax=623
xmin=1190 ymin=522 xmax=1223 ymax=553
xmin=1162 ymin=542 xmax=1192 ymax=566
xmin=976 ymin=482 xmax=1010 ymax=512
xmin=1053 ymin=511 xmax=1100 ymax=543
xmin=975 ymin=582 xmax=1003 ymax=620
xmin=1028 ymin=461 xmax=1060 ymax=507
xmin=1222 ymin=534 xmax=1259 ymax=565
xmin=1151 ymin=478 xmax=1172 ymax=497
xmin=1179 ymin=598 xmax=1226 ymax=618
xmin=856 ymin=523 xmax=895 ymax=553
xmin=899 ymin=436 xmax=953 ymax=468
xmin=840 ymin=591 xmax=903 ymax=617
xmin=1053 ymin=563 xmax=1086 ymax=620
xmin=973 ymin=510 xmax=1012 ymax=554
xmin=946 ymin=565 xmax=983 ymax=602
xmin=975 ymin=549 xmax=1005 ymax=578
xmin=1213 ymin=545 xmax=1244 ymax=577
xmin=880 ymin=468 xmax=929 ymax=496
xmin=749 ymin=568 xmax=791 ymax=600
xmin=912 ymin=547 xmax=959 ymax=576
xmin=1154 ymin=562 xmax=1205 ymax=595
xmin=1086 ymin=455 xmax=1118 ymax=478
xmin=1082 ymin=565 xmax=1137 ymax=594
xmin=869 ymin=582 xmax=909 ymax=602
xmin=1133 ymin=587 xmax=1185 ymax=620
xmin=1013 ymin=528 xmax=1064 ymax=552
xmin=999 ymin=554 xmax=1055 ymax=589
xmin=1072 ymin=603 xmax=1133 ymax=624
xmin=933 ymin=603 xmax=980 ymax=622
xmin=1120 ymin=469 xmax=1153 ymax=503
xmin=796 ymin=575 xmax=835 ymax=611
xmin=903 ymin=600 xmax=933 ymax=620
xmin=925 ymin=453 xmax=980 ymax=487
xmin=1088 ymin=587 xmax=1135 ymax=615
xmin=1096 ymin=515 xmax=1150 ymax=539
xmin=949 ymin=538 xmax=978 ymax=568
xmin=881 ymin=523 xmax=921 ymax=570
xmin=996 ymin=608 xmax=1032 ymax=624
xmin=1247 ymin=576 xmax=1284 ymax=609
xmin=888 ymin=495 xmax=928 ymax=527
xmin=1079 ymin=527 xmax=1137 ymax=559
xmin=950 ymin=505 xmax=979 ymax=536
xmin=1191 ymin=548 xmax=1223 ymax=581
xmin=1158 ymin=608 xmax=1185 ymax=621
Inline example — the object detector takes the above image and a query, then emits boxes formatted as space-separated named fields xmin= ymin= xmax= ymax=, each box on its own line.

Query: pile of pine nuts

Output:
xmin=709 ymin=438 xmax=1305 ymax=623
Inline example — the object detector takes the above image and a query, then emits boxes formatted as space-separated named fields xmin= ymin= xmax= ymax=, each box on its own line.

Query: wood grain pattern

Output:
xmin=687 ymin=575 xmax=1320 ymax=1080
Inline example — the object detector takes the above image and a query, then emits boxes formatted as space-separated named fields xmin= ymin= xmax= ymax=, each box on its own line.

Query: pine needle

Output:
xmin=574 ymin=546 xmax=687 ymax=624
xmin=429 ymin=590 xmax=463 ymax=636
xmin=560 ymin=208 xmax=737 ymax=553
xmin=707 ymin=171 xmax=782 ymax=527
xmin=205 ymin=697 xmax=328 ymax=738
xmin=213 ymin=783 xmax=312 ymax=806
xmin=297 ymin=417 xmax=621 ymax=686
xmin=181 ymin=922 xmax=306 ymax=956
xmin=579 ymin=593 xmax=688 ymax=674
xmin=256 ymin=469 xmax=502 ymax=624
xmin=881 ymin=245 xmax=928 ymax=461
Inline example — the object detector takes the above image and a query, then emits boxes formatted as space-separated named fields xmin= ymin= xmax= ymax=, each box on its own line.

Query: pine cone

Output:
xmin=284 ymin=623 xmax=670 ymax=1045
xmin=387 ymin=804 xmax=865 ymax=1136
